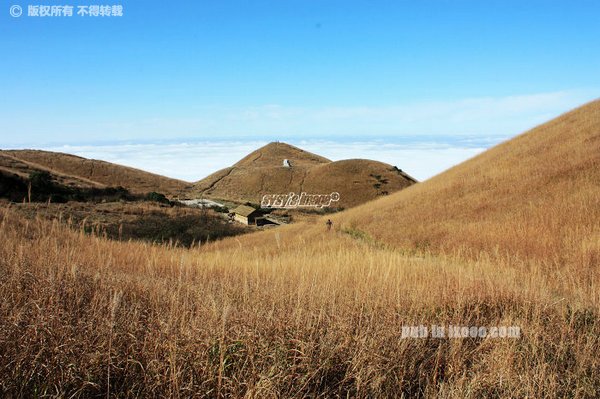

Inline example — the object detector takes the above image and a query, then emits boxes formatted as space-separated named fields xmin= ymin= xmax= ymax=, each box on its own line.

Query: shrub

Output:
xmin=145 ymin=191 xmax=171 ymax=205
xmin=28 ymin=171 xmax=53 ymax=191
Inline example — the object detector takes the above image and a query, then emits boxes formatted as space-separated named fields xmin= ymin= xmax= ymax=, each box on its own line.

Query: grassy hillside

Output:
xmin=333 ymin=99 xmax=600 ymax=266
xmin=0 ymin=152 xmax=106 ymax=190
xmin=0 ymin=150 xmax=192 ymax=196
xmin=1 ymin=101 xmax=599 ymax=397
xmin=193 ymin=142 xmax=416 ymax=208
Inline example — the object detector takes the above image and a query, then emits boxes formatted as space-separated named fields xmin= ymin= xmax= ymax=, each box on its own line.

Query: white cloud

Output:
xmin=44 ymin=139 xmax=493 ymax=183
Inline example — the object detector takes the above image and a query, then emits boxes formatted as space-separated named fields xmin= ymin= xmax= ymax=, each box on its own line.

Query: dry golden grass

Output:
xmin=1 ymin=101 xmax=599 ymax=397
xmin=1 ymin=208 xmax=598 ymax=397
xmin=5 ymin=199 xmax=249 ymax=249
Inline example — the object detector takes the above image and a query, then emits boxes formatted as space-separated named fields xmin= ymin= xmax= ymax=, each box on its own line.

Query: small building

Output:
xmin=283 ymin=159 xmax=292 ymax=168
xmin=232 ymin=205 xmax=262 ymax=225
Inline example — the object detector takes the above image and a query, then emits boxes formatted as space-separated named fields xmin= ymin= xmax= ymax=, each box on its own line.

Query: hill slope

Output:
xmin=330 ymin=99 xmax=600 ymax=264
xmin=192 ymin=142 xmax=417 ymax=208
xmin=0 ymin=150 xmax=192 ymax=196
xmin=0 ymin=152 xmax=106 ymax=189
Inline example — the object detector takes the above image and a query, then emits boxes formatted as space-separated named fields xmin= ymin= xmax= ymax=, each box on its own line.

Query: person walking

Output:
xmin=326 ymin=219 xmax=333 ymax=231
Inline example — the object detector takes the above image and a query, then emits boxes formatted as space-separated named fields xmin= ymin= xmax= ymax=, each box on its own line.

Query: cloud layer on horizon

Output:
xmin=39 ymin=138 xmax=497 ymax=183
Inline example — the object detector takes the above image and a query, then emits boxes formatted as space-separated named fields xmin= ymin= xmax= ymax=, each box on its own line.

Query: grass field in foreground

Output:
xmin=1 ymin=208 xmax=598 ymax=397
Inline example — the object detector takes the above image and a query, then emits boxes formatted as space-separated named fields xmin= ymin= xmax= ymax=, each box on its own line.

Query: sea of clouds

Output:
xmin=39 ymin=136 xmax=504 ymax=183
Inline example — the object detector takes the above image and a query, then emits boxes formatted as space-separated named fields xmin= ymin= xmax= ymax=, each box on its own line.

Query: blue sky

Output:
xmin=1 ymin=0 xmax=599 ymax=179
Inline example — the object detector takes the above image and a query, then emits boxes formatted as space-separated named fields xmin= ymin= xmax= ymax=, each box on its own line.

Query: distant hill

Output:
xmin=0 ymin=150 xmax=192 ymax=196
xmin=192 ymin=142 xmax=417 ymax=208
xmin=0 ymin=151 xmax=105 ymax=190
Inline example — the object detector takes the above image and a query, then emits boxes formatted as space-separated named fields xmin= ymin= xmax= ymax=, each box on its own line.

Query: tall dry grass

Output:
xmin=1 ymin=206 xmax=598 ymax=398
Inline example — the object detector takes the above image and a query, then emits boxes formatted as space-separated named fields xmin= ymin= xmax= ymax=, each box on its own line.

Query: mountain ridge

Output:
xmin=192 ymin=141 xmax=417 ymax=208
xmin=0 ymin=149 xmax=192 ymax=196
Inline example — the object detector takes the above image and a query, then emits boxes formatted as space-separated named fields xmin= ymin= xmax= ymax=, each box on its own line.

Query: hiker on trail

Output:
xmin=326 ymin=219 xmax=333 ymax=231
